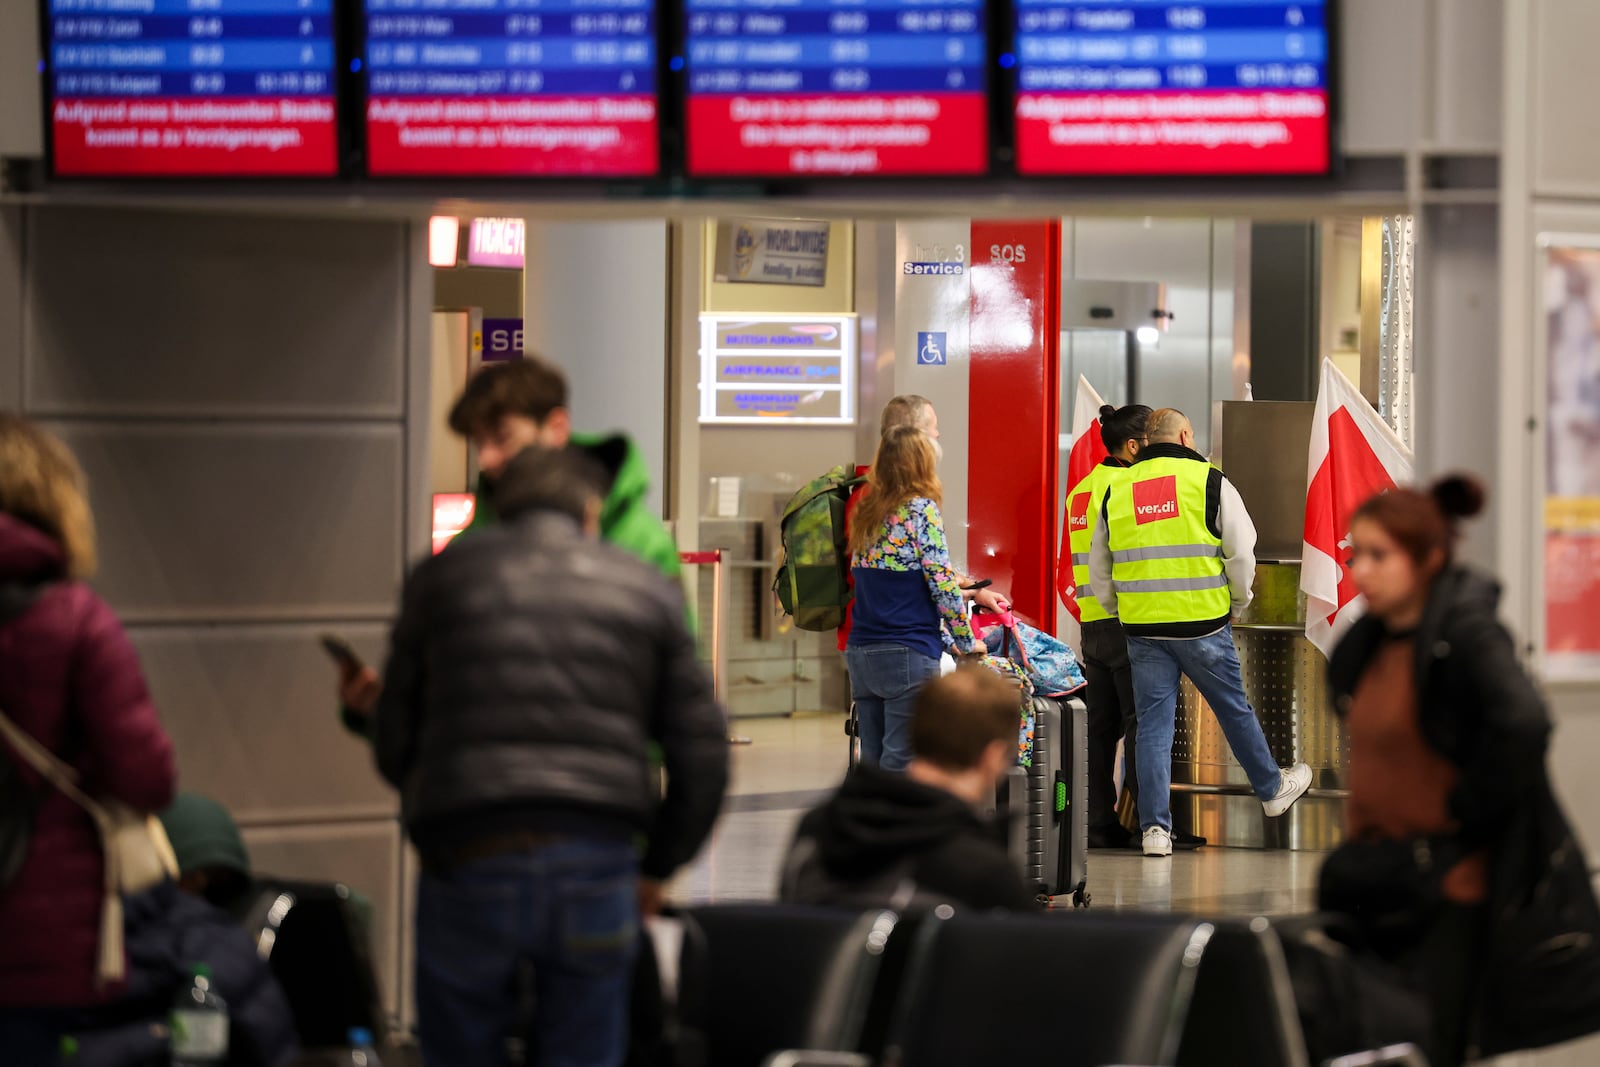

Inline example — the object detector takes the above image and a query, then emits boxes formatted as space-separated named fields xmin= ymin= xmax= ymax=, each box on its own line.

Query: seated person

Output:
xmin=780 ymin=667 xmax=1037 ymax=912
xmin=161 ymin=793 xmax=374 ymax=934
xmin=62 ymin=881 xmax=300 ymax=1067
xmin=161 ymin=793 xmax=256 ymax=920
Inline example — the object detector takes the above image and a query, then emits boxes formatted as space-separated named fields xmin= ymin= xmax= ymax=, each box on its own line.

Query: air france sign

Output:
xmin=700 ymin=315 xmax=856 ymax=425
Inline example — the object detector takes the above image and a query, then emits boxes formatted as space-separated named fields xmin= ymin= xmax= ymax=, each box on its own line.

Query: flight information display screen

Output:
xmin=46 ymin=0 xmax=340 ymax=178
xmin=363 ymin=0 xmax=659 ymax=177
xmin=684 ymin=0 xmax=989 ymax=178
xmin=1013 ymin=0 xmax=1331 ymax=176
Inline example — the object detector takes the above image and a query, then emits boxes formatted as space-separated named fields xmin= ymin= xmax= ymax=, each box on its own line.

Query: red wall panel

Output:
xmin=966 ymin=221 xmax=1062 ymax=629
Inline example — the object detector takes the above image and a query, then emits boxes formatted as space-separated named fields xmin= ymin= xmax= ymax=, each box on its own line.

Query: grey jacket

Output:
xmin=372 ymin=509 xmax=728 ymax=880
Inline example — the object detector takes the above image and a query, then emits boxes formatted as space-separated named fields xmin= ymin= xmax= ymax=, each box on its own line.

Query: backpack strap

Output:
xmin=0 ymin=708 xmax=101 ymax=816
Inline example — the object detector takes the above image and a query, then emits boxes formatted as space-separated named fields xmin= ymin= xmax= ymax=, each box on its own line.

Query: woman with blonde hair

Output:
xmin=845 ymin=426 xmax=985 ymax=771
xmin=0 ymin=414 xmax=176 ymax=1064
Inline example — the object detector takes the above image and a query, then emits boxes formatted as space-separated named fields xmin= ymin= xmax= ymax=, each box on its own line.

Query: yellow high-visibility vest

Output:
xmin=1064 ymin=462 xmax=1129 ymax=623
xmin=1103 ymin=455 xmax=1231 ymax=626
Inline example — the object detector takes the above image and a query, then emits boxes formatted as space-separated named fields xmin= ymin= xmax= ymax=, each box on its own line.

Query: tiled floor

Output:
xmin=671 ymin=712 xmax=1323 ymax=915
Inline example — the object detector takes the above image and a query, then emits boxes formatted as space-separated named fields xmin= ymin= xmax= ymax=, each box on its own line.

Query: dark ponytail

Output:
xmin=1100 ymin=404 xmax=1154 ymax=454
xmin=1430 ymin=474 xmax=1486 ymax=521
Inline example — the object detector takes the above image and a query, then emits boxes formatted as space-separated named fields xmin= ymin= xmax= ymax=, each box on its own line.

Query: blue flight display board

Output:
xmin=362 ymin=0 xmax=660 ymax=177
xmin=684 ymin=0 xmax=990 ymax=177
xmin=46 ymin=0 xmax=340 ymax=177
xmin=1013 ymin=0 xmax=1331 ymax=175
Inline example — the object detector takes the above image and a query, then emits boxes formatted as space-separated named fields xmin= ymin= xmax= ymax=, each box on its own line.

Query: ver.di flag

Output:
xmin=1301 ymin=359 xmax=1414 ymax=657
xmin=1057 ymin=375 xmax=1109 ymax=617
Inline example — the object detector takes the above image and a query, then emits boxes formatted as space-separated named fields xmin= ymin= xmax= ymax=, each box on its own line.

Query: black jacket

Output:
xmin=373 ymin=501 xmax=729 ymax=880
xmin=1328 ymin=565 xmax=1600 ymax=1056
xmin=67 ymin=882 xmax=299 ymax=1067
xmin=779 ymin=766 xmax=1036 ymax=913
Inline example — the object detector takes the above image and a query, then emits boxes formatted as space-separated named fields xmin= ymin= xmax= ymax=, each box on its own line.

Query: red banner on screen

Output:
xmin=366 ymin=96 xmax=658 ymax=177
xmin=687 ymin=93 xmax=987 ymax=177
xmin=51 ymin=97 xmax=338 ymax=177
xmin=1015 ymin=90 xmax=1329 ymax=176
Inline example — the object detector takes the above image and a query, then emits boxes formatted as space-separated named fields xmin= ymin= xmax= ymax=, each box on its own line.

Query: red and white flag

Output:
xmin=1301 ymin=359 xmax=1413 ymax=657
xmin=1057 ymin=375 xmax=1110 ymax=616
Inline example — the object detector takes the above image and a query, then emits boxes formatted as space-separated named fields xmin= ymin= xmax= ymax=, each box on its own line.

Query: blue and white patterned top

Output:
xmin=848 ymin=497 xmax=977 ymax=660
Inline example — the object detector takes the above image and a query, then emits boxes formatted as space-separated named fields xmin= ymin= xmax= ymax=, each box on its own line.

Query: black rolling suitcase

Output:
xmin=999 ymin=695 xmax=1090 ymax=907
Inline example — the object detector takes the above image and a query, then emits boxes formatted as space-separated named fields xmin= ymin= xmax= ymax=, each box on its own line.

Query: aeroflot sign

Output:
xmin=1133 ymin=476 xmax=1180 ymax=524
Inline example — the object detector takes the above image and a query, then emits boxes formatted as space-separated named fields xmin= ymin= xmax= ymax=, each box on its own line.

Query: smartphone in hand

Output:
xmin=319 ymin=634 xmax=364 ymax=674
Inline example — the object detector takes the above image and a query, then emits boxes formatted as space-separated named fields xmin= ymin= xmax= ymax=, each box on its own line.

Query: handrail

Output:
xmin=680 ymin=550 xmax=749 ymax=745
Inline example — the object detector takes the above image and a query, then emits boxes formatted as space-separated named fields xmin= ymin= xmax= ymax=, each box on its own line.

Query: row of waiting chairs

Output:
xmin=653 ymin=905 xmax=1427 ymax=1067
xmin=237 ymin=884 xmax=1430 ymax=1067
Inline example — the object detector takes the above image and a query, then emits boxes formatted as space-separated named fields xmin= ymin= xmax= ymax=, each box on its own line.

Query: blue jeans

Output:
xmin=1126 ymin=626 xmax=1283 ymax=832
xmin=845 ymin=643 xmax=941 ymax=771
xmin=416 ymin=838 xmax=640 ymax=1067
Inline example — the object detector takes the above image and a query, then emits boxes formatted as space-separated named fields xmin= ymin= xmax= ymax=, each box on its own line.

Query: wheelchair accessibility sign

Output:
xmin=917 ymin=332 xmax=947 ymax=366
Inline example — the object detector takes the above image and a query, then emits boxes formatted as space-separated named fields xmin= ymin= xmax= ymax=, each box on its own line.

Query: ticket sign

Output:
xmin=1013 ymin=0 xmax=1333 ymax=176
xmin=46 ymin=0 xmax=340 ymax=178
xmin=684 ymin=0 xmax=989 ymax=177
xmin=700 ymin=315 xmax=856 ymax=424
xmin=468 ymin=217 xmax=526 ymax=268
xmin=363 ymin=0 xmax=660 ymax=177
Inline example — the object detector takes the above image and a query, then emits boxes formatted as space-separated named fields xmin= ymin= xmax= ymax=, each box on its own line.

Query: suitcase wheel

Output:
xmin=1072 ymin=887 xmax=1091 ymax=909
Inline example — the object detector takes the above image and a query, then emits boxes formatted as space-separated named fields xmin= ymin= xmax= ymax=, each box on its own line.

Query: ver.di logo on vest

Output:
xmin=1069 ymin=491 xmax=1092 ymax=531
xmin=1133 ymin=475 xmax=1179 ymax=524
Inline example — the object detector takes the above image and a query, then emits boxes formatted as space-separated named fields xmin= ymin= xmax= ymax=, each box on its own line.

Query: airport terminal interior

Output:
xmin=7 ymin=0 xmax=1600 ymax=1065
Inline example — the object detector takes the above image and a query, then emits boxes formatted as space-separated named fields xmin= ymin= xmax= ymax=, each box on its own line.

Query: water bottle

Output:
xmin=170 ymin=963 xmax=229 ymax=1066
xmin=347 ymin=1027 xmax=383 ymax=1067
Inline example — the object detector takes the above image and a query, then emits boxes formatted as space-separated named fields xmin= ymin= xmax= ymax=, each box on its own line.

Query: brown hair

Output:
xmin=0 ymin=414 xmax=97 ymax=578
xmin=448 ymin=356 xmax=569 ymax=437
xmin=911 ymin=667 xmax=1024 ymax=771
xmin=849 ymin=427 xmax=942 ymax=558
xmin=879 ymin=394 xmax=934 ymax=438
xmin=1351 ymin=473 xmax=1486 ymax=572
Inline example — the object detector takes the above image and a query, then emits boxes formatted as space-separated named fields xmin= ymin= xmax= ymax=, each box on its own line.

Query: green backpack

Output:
xmin=774 ymin=465 xmax=866 ymax=632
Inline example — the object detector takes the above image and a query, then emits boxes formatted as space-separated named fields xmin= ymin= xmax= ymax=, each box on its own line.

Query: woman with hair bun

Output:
xmin=1295 ymin=473 xmax=1600 ymax=1065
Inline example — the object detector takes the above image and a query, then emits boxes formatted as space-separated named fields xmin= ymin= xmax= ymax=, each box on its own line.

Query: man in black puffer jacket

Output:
xmin=372 ymin=446 xmax=728 ymax=1067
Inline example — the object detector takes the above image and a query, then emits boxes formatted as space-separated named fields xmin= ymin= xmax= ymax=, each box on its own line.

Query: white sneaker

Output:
xmin=1143 ymin=827 xmax=1173 ymax=857
xmin=1263 ymin=762 xmax=1314 ymax=818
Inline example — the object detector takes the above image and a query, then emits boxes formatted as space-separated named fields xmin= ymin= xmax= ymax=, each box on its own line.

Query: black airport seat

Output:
xmin=1177 ymin=917 xmax=1311 ymax=1067
xmin=241 ymin=880 xmax=385 ymax=1051
xmin=880 ymin=912 xmax=1215 ymax=1067
xmin=675 ymin=905 xmax=905 ymax=1067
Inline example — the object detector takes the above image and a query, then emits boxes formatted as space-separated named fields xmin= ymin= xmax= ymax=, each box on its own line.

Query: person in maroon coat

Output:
xmin=0 ymin=414 xmax=177 ymax=1065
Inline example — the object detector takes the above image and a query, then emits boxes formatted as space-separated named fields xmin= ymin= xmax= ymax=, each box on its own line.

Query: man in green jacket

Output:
xmin=338 ymin=355 xmax=683 ymax=730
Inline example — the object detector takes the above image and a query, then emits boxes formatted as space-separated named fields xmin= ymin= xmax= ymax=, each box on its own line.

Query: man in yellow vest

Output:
xmin=1089 ymin=408 xmax=1312 ymax=857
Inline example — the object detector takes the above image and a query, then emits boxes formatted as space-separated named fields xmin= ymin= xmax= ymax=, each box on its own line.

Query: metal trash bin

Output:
xmin=1170 ymin=561 xmax=1347 ymax=850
